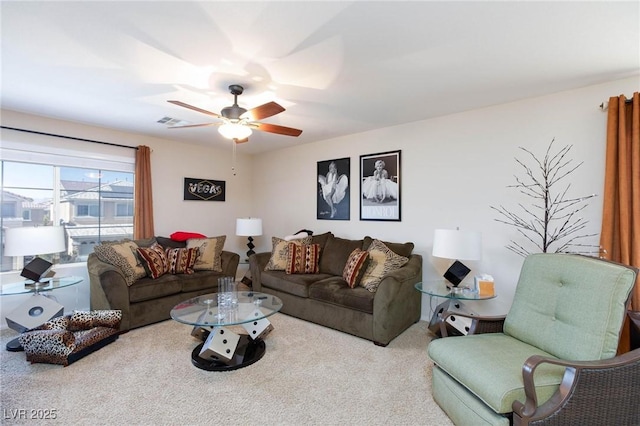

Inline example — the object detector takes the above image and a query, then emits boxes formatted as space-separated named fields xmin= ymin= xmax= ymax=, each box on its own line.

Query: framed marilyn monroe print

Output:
xmin=359 ymin=150 xmax=401 ymax=221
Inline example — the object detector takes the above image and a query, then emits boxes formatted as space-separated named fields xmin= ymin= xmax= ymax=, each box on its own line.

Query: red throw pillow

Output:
xmin=170 ymin=231 xmax=207 ymax=242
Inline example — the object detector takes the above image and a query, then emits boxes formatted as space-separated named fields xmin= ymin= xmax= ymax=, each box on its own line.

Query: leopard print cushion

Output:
xmin=19 ymin=329 xmax=76 ymax=365
xmin=68 ymin=310 xmax=122 ymax=331
xmin=93 ymin=240 xmax=147 ymax=286
xmin=36 ymin=316 xmax=69 ymax=331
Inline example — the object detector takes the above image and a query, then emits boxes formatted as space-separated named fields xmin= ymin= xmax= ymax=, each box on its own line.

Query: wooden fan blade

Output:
xmin=167 ymin=100 xmax=221 ymax=118
xmin=254 ymin=122 xmax=303 ymax=137
xmin=234 ymin=137 xmax=250 ymax=144
xmin=241 ymin=101 xmax=285 ymax=121
xmin=168 ymin=123 xmax=218 ymax=129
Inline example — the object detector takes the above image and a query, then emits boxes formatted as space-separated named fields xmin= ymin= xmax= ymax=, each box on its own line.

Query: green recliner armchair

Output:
xmin=427 ymin=253 xmax=639 ymax=425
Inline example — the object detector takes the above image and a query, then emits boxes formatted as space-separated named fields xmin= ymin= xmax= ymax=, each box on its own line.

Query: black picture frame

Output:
xmin=359 ymin=150 xmax=401 ymax=221
xmin=183 ymin=177 xmax=225 ymax=201
xmin=317 ymin=157 xmax=350 ymax=220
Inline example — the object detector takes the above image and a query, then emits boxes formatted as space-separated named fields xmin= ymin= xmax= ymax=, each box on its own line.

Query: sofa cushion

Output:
xmin=94 ymin=240 xmax=147 ymax=286
xmin=286 ymin=243 xmax=321 ymax=274
xmin=342 ymin=248 xmax=370 ymax=288
xmin=165 ymin=247 xmax=198 ymax=275
xmin=186 ymin=236 xmax=226 ymax=272
xmin=309 ymin=277 xmax=375 ymax=314
xmin=360 ymin=239 xmax=409 ymax=292
xmin=137 ymin=243 xmax=170 ymax=279
xmin=156 ymin=236 xmax=186 ymax=249
xmin=363 ymin=237 xmax=414 ymax=257
xmin=179 ymin=270 xmax=225 ymax=293
xmin=261 ymin=270 xmax=333 ymax=298
xmin=318 ymin=235 xmax=365 ymax=276
xmin=311 ymin=231 xmax=334 ymax=251
xmin=265 ymin=236 xmax=312 ymax=271
xmin=128 ymin=274 xmax=183 ymax=303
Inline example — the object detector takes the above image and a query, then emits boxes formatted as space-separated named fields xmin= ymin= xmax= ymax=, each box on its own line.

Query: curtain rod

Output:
xmin=0 ymin=126 xmax=138 ymax=150
xmin=599 ymin=98 xmax=633 ymax=111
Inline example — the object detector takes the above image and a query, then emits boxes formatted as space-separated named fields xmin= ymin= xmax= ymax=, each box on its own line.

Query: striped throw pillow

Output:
xmin=285 ymin=243 xmax=321 ymax=274
xmin=342 ymin=248 xmax=370 ymax=288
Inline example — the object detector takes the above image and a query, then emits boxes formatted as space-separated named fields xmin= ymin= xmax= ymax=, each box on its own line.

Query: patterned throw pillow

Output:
xmin=136 ymin=242 xmax=170 ymax=279
xmin=94 ymin=240 xmax=147 ymax=286
xmin=342 ymin=248 xmax=370 ymax=288
xmin=265 ymin=236 xmax=313 ymax=271
xmin=360 ymin=239 xmax=409 ymax=293
xmin=165 ymin=247 xmax=199 ymax=275
xmin=186 ymin=236 xmax=226 ymax=272
xmin=285 ymin=243 xmax=321 ymax=274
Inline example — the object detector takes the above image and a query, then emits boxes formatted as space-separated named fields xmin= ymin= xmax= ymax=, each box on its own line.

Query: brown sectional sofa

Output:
xmin=88 ymin=237 xmax=239 ymax=331
xmin=249 ymin=232 xmax=422 ymax=346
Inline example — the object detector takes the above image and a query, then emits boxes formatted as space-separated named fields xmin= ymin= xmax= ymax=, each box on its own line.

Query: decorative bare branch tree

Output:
xmin=491 ymin=138 xmax=598 ymax=257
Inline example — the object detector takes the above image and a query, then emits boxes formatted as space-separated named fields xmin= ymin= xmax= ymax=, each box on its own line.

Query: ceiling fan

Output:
xmin=167 ymin=84 xmax=302 ymax=143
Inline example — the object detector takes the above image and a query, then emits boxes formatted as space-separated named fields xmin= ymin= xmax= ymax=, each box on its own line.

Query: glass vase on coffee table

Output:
xmin=170 ymin=287 xmax=282 ymax=371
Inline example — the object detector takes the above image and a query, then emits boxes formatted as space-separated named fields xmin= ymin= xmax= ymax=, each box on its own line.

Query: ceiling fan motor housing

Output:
xmin=221 ymin=105 xmax=247 ymax=120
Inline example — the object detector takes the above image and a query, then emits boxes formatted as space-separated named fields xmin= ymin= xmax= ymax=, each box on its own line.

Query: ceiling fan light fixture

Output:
xmin=218 ymin=122 xmax=252 ymax=140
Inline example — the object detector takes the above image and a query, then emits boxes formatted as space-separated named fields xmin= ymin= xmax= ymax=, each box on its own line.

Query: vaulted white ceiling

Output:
xmin=1 ymin=1 xmax=639 ymax=154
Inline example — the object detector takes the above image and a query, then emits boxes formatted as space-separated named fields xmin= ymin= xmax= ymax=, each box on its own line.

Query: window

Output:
xmin=1 ymin=140 xmax=135 ymax=272
xmin=1 ymin=202 xmax=16 ymax=218
xmin=116 ymin=202 xmax=133 ymax=217
xmin=77 ymin=203 xmax=101 ymax=217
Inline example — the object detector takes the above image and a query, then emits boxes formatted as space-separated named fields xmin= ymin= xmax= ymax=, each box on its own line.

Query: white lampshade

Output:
xmin=236 ymin=218 xmax=263 ymax=237
xmin=218 ymin=123 xmax=252 ymax=140
xmin=432 ymin=229 xmax=482 ymax=261
xmin=4 ymin=226 xmax=66 ymax=256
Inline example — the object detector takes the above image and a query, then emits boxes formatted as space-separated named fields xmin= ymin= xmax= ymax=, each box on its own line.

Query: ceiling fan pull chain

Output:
xmin=232 ymin=138 xmax=237 ymax=176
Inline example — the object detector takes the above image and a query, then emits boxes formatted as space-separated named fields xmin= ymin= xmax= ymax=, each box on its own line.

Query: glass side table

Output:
xmin=1 ymin=276 xmax=83 ymax=351
xmin=415 ymin=280 xmax=496 ymax=335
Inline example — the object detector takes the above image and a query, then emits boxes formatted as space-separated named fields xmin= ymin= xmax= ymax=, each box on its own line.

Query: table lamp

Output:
xmin=236 ymin=218 xmax=263 ymax=260
xmin=4 ymin=226 xmax=66 ymax=284
xmin=432 ymin=228 xmax=482 ymax=287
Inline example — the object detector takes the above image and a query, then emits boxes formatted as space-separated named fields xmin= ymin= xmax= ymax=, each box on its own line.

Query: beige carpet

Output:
xmin=1 ymin=314 xmax=452 ymax=425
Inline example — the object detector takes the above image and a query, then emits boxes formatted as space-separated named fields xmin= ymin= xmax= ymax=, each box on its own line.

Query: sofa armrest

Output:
xmin=249 ymin=252 xmax=272 ymax=291
xmin=88 ymin=253 xmax=132 ymax=330
xmin=220 ymin=250 xmax=240 ymax=278
xmin=372 ymin=254 xmax=423 ymax=345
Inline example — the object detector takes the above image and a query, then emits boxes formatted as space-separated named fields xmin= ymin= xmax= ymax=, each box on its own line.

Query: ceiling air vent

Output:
xmin=157 ymin=116 xmax=190 ymax=127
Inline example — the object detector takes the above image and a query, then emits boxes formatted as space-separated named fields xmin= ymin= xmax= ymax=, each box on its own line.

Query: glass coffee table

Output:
xmin=415 ymin=280 xmax=496 ymax=335
xmin=171 ymin=291 xmax=282 ymax=371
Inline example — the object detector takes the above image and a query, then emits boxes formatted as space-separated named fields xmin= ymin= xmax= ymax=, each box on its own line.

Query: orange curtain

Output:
xmin=133 ymin=145 xmax=155 ymax=239
xmin=600 ymin=92 xmax=640 ymax=352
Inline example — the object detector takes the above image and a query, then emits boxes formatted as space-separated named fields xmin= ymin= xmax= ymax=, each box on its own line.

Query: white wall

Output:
xmin=250 ymin=77 xmax=639 ymax=319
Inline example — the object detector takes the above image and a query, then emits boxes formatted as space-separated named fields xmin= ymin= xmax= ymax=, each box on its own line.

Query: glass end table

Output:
xmin=415 ymin=280 xmax=496 ymax=336
xmin=2 ymin=276 xmax=83 ymax=351
xmin=171 ymin=291 xmax=282 ymax=371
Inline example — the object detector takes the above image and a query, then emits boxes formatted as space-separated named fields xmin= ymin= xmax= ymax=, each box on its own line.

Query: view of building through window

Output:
xmin=1 ymin=160 xmax=134 ymax=272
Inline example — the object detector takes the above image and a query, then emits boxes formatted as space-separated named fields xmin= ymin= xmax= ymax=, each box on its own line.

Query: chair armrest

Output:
xmin=439 ymin=310 xmax=506 ymax=337
xmin=512 ymin=348 xmax=640 ymax=425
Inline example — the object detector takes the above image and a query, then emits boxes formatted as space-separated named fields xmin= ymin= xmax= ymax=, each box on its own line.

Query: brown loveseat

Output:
xmin=88 ymin=236 xmax=239 ymax=331
xmin=249 ymin=232 xmax=422 ymax=346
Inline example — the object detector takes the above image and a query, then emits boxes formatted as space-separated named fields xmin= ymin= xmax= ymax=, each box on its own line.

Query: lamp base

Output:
xmin=246 ymin=236 xmax=255 ymax=259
